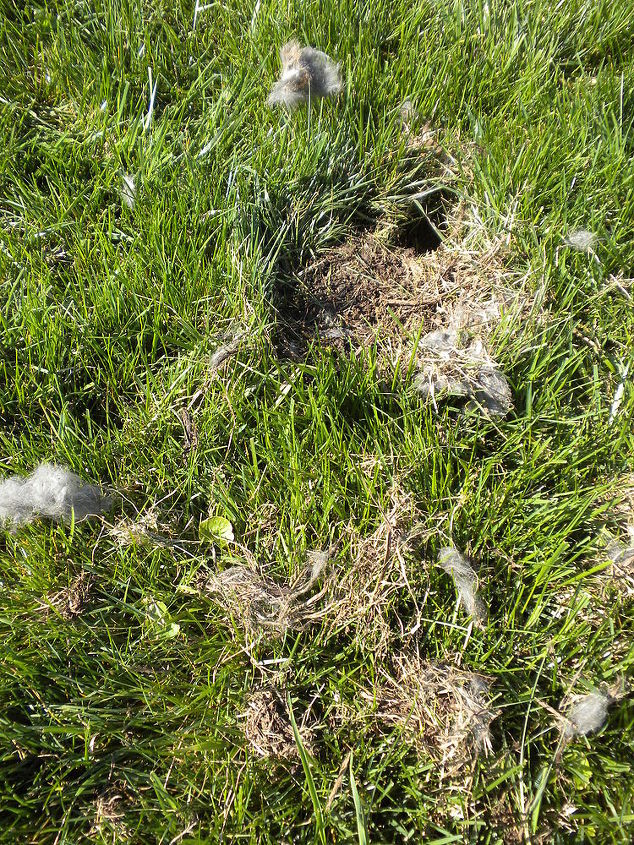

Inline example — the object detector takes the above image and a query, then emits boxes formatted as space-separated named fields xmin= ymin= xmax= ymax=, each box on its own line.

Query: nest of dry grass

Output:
xmin=356 ymin=652 xmax=498 ymax=771
xmin=279 ymin=208 xmax=530 ymax=366
xmin=243 ymin=688 xmax=314 ymax=761
xmin=197 ymin=550 xmax=331 ymax=636
xmin=192 ymin=486 xmax=421 ymax=655
xmin=38 ymin=571 xmax=95 ymax=619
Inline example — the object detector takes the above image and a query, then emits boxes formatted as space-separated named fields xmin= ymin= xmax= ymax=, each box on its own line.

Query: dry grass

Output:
xmin=243 ymin=688 xmax=314 ymax=761
xmin=348 ymin=651 xmax=498 ymax=773
xmin=108 ymin=508 xmax=179 ymax=548
xmin=323 ymin=487 xmax=421 ymax=655
xmin=38 ymin=571 xmax=95 ymax=620
xmin=195 ymin=487 xmax=419 ymax=655
xmin=89 ymin=785 xmax=131 ymax=841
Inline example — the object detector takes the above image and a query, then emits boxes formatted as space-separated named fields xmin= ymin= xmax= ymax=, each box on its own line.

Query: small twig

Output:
xmin=325 ymin=750 xmax=352 ymax=812
xmin=179 ymin=407 xmax=199 ymax=457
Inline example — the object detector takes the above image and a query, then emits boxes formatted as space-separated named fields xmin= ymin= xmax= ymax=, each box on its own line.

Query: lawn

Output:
xmin=1 ymin=1 xmax=633 ymax=842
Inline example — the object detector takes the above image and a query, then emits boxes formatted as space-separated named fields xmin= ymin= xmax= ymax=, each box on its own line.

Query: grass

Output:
xmin=1 ymin=0 xmax=633 ymax=842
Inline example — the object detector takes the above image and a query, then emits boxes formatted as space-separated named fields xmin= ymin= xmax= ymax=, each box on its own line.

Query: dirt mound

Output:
xmin=279 ymin=234 xmax=444 ymax=355
xmin=276 ymin=225 xmax=523 ymax=364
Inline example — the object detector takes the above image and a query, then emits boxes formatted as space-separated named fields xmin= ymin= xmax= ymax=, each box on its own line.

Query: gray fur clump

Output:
xmin=414 ymin=330 xmax=512 ymax=418
xmin=268 ymin=40 xmax=342 ymax=108
xmin=563 ymin=691 xmax=611 ymax=739
xmin=472 ymin=365 xmax=513 ymax=417
xmin=0 ymin=464 xmax=110 ymax=527
xmin=564 ymin=229 xmax=596 ymax=253
xmin=438 ymin=547 xmax=487 ymax=626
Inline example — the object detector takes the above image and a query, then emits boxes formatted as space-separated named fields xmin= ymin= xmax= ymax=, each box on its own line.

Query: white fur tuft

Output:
xmin=268 ymin=40 xmax=342 ymax=108
xmin=564 ymin=229 xmax=596 ymax=252
xmin=564 ymin=691 xmax=611 ymax=738
xmin=0 ymin=463 xmax=110 ymax=527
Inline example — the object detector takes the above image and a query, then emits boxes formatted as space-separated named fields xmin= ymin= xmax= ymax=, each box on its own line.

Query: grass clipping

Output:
xmin=438 ymin=547 xmax=487 ymax=627
xmin=414 ymin=329 xmax=512 ymax=417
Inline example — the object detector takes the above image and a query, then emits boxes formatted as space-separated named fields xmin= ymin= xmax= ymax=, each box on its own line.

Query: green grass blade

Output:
xmin=288 ymin=694 xmax=327 ymax=845
xmin=349 ymin=752 xmax=369 ymax=845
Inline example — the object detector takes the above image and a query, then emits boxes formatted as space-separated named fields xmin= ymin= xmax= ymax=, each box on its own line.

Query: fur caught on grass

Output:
xmin=601 ymin=479 xmax=634 ymax=596
xmin=120 ymin=173 xmax=136 ymax=209
xmin=438 ymin=547 xmax=487 ymax=627
xmin=415 ymin=331 xmax=512 ymax=418
xmin=605 ymin=534 xmax=634 ymax=597
xmin=0 ymin=463 xmax=110 ymax=527
xmin=562 ymin=691 xmax=612 ymax=738
xmin=243 ymin=688 xmax=314 ymax=760
xmin=356 ymin=652 xmax=498 ymax=767
xmin=555 ymin=681 xmax=623 ymax=751
xmin=564 ymin=229 xmax=596 ymax=253
xmin=559 ymin=685 xmax=622 ymax=743
xmin=268 ymin=40 xmax=342 ymax=107
xmin=197 ymin=549 xmax=330 ymax=636
xmin=210 ymin=337 xmax=241 ymax=371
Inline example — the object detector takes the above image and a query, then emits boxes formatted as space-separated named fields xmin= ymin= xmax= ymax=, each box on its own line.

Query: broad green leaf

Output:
xmin=200 ymin=516 xmax=235 ymax=544
xmin=142 ymin=597 xmax=180 ymax=640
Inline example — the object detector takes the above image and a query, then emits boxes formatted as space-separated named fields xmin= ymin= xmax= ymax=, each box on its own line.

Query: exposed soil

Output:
xmin=276 ymin=233 xmax=455 ymax=357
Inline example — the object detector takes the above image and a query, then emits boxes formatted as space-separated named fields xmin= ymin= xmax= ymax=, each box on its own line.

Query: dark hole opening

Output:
xmin=397 ymin=210 xmax=444 ymax=255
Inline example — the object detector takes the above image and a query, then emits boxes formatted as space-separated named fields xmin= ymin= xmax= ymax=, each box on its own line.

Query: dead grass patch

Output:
xmin=89 ymin=784 xmax=131 ymax=840
xmin=282 ymin=234 xmax=439 ymax=355
xmin=193 ymin=486 xmax=421 ymax=654
xmin=356 ymin=652 xmax=498 ymax=771
xmin=39 ymin=571 xmax=94 ymax=619
xmin=243 ymin=688 xmax=314 ymax=761
xmin=323 ymin=488 xmax=421 ymax=655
